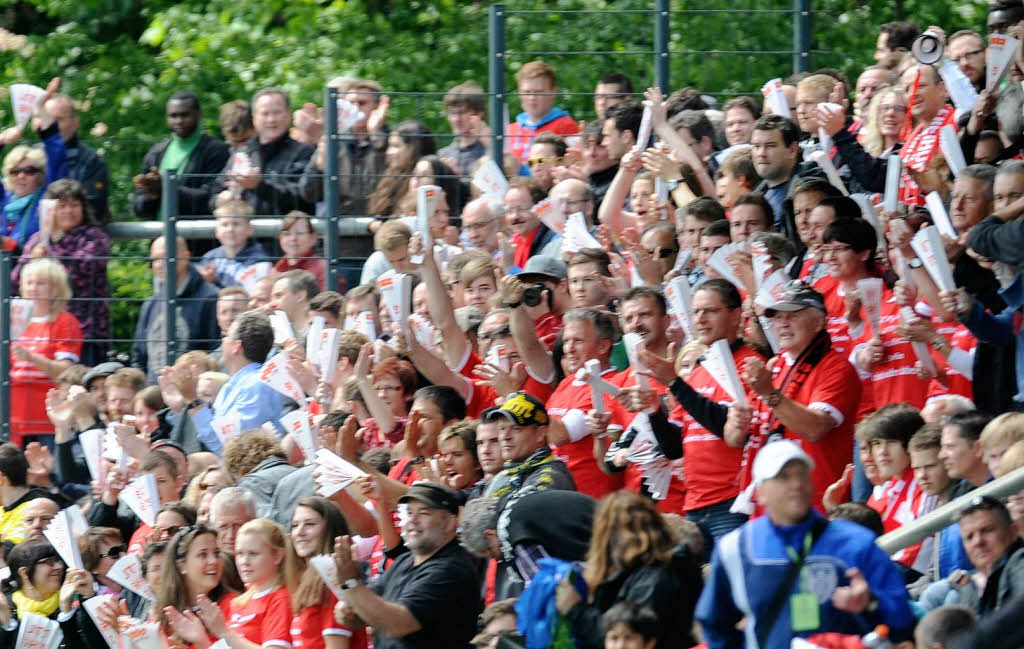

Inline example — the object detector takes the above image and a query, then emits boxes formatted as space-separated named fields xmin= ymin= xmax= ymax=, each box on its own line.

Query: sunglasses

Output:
xmin=34 ymin=556 xmax=64 ymax=567
xmin=99 ymin=545 xmax=127 ymax=560
xmin=10 ymin=167 xmax=43 ymax=176
xmin=527 ymin=156 xmax=561 ymax=167
xmin=645 ymin=247 xmax=679 ymax=259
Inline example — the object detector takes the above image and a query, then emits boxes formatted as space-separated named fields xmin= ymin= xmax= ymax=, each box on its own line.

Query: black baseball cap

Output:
xmin=398 ymin=482 xmax=464 ymax=515
xmin=763 ymin=280 xmax=827 ymax=317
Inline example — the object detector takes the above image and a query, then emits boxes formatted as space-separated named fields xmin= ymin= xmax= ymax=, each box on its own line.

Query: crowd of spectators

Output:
xmin=11 ymin=3 xmax=1024 ymax=649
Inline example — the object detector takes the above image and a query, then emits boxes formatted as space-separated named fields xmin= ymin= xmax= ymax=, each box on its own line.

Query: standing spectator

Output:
xmin=697 ymin=440 xmax=915 ymax=648
xmin=10 ymin=258 xmax=82 ymax=447
xmin=526 ymin=132 xmax=566 ymax=192
xmin=331 ymin=482 xmax=482 ymax=649
xmin=198 ymin=199 xmax=269 ymax=288
xmin=133 ymin=236 xmax=220 ymax=381
xmin=211 ymin=87 xmax=314 ymax=216
xmin=439 ymin=81 xmax=489 ymax=177
xmin=133 ymin=90 xmax=230 ymax=218
xmin=874 ymin=20 xmax=920 ymax=69
xmin=0 ymin=444 xmax=64 ymax=544
xmin=593 ymin=72 xmax=634 ymax=119
xmin=722 ymin=96 xmax=761 ymax=146
xmin=41 ymin=93 xmax=110 ymax=223
xmin=751 ymin=115 xmax=822 ymax=239
xmin=580 ymin=122 xmax=619 ymax=212
xmin=367 ymin=120 xmax=437 ymax=219
xmin=269 ymin=269 xmax=319 ymax=340
xmin=947 ymin=30 xmax=986 ymax=90
xmin=505 ymin=178 xmax=556 ymax=269
xmin=13 ymin=178 xmax=108 ymax=366
xmin=555 ymin=491 xmax=702 ymax=649
xmin=507 ymin=60 xmax=580 ymax=163
xmin=222 ymin=429 xmax=297 ymax=518
xmin=219 ymin=99 xmax=254 ymax=152
xmin=273 ymin=211 xmax=327 ymax=290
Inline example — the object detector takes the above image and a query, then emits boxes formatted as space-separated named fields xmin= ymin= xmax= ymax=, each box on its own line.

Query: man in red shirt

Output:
xmin=504 ymin=178 xmax=559 ymax=269
xmin=546 ymin=308 xmax=627 ymax=499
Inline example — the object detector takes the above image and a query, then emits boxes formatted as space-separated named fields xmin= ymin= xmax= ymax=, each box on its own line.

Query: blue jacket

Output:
xmin=696 ymin=511 xmax=914 ymax=649
xmin=964 ymin=274 xmax=1024 ymax=403
xmin=191 ymin=362 xmax=285 ymax=455
xmin=199 ymin=240 xmax=270 ymax=288
xmin=0 ymin=124 xmax=68 ymax=247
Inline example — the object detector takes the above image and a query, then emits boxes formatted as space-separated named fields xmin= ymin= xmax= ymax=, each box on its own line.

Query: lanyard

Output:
xmin=784 ymin=530 xmax=814 ymax=565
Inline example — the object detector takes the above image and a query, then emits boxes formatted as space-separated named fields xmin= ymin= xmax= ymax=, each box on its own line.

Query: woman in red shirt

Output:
xmin=158 ymin=525 xmax=236 ymax=648
xmin=290 ymin=497 xmax=367 ymax=649
xmin=11 ymin=257 xmax=82 ymax=446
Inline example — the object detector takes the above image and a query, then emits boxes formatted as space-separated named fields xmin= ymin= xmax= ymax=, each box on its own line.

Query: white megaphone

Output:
xmin=912 ymin=30 xmax=944 ymax=65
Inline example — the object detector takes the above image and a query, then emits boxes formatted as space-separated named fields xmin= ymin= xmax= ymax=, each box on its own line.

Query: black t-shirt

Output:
xmin=370 ymin=538 xmax=481 ymax=649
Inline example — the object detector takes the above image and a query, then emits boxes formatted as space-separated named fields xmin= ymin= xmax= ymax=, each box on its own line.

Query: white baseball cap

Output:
xmin=752 ymin=440 xmax=815 ymax=485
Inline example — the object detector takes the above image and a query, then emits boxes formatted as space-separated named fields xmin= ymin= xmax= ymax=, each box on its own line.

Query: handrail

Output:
xmin=103 ymin=217 xmax=373 ymax=241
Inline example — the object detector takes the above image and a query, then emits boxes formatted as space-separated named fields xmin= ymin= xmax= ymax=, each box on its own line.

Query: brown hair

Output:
xmin=585 ymin=491 xmax=675 ymax=587
xmin=309 ymin=291 xmax=344 ymax=318
xmin=459 ymin=257 xmax=499 ymax=288
xmin=222 ymin=429 xmax=287 ymax=480
xmin=133 ymin=385 xmax=166 ymax=413
xmin=371 ymin=358 xmax=417 ymax=398
xmin=219 ymin=100 xmax=253 ymax=139
xmin=337 ymin=330 xmax=370 ymax=364
xmin=908 ymin=423 xmax=943 ymax=453
xmin=373 ymin=219 xmax=412 ymax=252
xmin=78 ymin=527 xmax=122 ymax=571
xmin=290 ymin=497 xmax=350 ymax=609
xmin=516 ymin=60 xmax=557 ymax=87
xmin=723 ymin=96 xmax=762 ymax=120
xmin=506 ymin=176 xmax=546 ymax=205
xmin=567 ymin=249 xmax=611 ymax=276
xmin=106 ymin=367 xmax=146 ymax=393
xmin=444 ymin=81 xmax=486 ymax=115
xmin=719 ymin=149 xmax=760 ymax=186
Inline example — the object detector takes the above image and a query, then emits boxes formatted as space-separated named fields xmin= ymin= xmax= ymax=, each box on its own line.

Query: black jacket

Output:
xmin=133 ymin=133 xmax=230 ymax=218
xmin=64 ymin=136 xmax=110 ymax=224
xmin=0 ymin=592 xmax=107 ymax=649
xmin=210 ymin=134 xmax=313 ymax=216
xmin=565 ymin=545 xmax=703 ymax=649
xmin=755 ymin=160 xmax=827 ymax=248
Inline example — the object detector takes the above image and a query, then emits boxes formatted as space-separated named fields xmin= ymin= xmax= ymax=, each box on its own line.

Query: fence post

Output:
xmin=655 ymin=0 xmax=670 ymax=94
xmin=0 ymin=251 xmax=10 ymax=443
xmin=793 ymin=0 xmax=811 ymax=74
xmin=489 ymin=3 xmax=506 ymax=166
xmin=323 ymin=85 xmax=341 ymax=291
xmin=162 ymin=172 xmax=179 ymax=367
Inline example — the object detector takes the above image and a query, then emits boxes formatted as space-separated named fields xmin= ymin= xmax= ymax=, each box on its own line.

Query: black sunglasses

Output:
xmin=99 ymin=545 xmax=127 ymax=560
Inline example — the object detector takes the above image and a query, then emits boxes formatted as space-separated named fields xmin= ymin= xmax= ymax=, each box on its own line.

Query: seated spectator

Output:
xmin=527 ymin=132 xmax=567 ymax=192
xmin=222 ymin=429 xmax=296 ymax=518
xmin=951 ymin=497 xmax=1024 ymax=616
xmin=504 ymin=178 xmax=555 ymax=269
xmin=21 ymin=497 xmax=58 ymax=542
xmin=367 ymin=120 xmax=437 ymax=219
xmin=980 ymin=413 xmax=1024 ymax=478
xmin=190 ymin=311 xmax=285 ymax=455
xmin=439 ymin=81 xmax=489 ymax=177
xmin=360 ymin=219 xmax=416 ymax=285
xmin=472 ymin=598 xmax=519 ymax=648
xmin=210 ymin=87 xmax=314 ymax=216
xmin=133 ymin=90 xmax=230 ymax=218
xmin=601 ymin=602 xmax=659 ymax=649
xmin=0 ymin=80 xmax=67 ymax=250
xmin=12 ymin=179 xmax=110 ymax=366
xmin=11 ymin=258 xmax=83 ymax=446
xmin=0 ymin=444 xmax=64 ymax=543
xmin=594 ymin=72 xmax=634 ymax=119
xmin=133 ymin=236 xmax=220 ymax=381
xmin=916 ymin=604 xmax=976 ymax=649
xmin=507 ymin=60 xmax=580 ymax=162
xmin=209 ymin=486 xmax=257 ymax=555
xmin=218 ymin=99 xmax=254 ymax=151
xmin=828 ymin=502 xmax=885 ymax=537
xmin=105 ymin=367 xmax=146 ymax=424
xmin=272 ymin=210 xmax=327 ymax=289
xmin=151 ymin=502 xmax=197 ymax=542
xmin=42 ymin=92 xmax=110 ymax=222
xmin=198 ymin=199 xmax=269 ymax=288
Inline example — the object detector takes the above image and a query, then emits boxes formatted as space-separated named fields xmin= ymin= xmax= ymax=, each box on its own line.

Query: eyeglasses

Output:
xmin=10 ymin=167 xmax=43 ymax=176
xmin=645 ymin=247 xmax=679 ymax=259
xmin=953 ymin=49 xmax=984 ymax=63
xmin=819 ymin=244 xmax=853 ymax=255
xmin=564 ymin=198 xmax=591 ymax=209
xmin=99 ymin=544 xmax=127 ymax=560
xmin=375 ymin=384 xmax=403 ymax=393
xmin=34 ymin=556 xmax=64 ymax=567
xmin=527 ymin=156 xmax=561 ymax=167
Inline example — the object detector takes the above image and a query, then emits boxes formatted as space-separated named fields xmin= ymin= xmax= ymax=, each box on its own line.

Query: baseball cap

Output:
xmin=82 ymin=361 xmax=125 ymax=389
xmin=398 ymin=482 xmax=464 ymax=515
xmin=763 ymin=280 xmax=826 ymax=317
xmin=483 ymin=392 xmax=549 ymax=427
xmin=752 ymin=440 xmax=815 ymax=485
xmin=515 ymin=255 xmax=568 ymax=283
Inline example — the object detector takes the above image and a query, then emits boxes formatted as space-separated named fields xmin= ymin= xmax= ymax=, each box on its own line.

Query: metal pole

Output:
xmin=162 ymin=172 xmax=179 ymax=367
xmin=793 ymin=0 xmax=811 ymax=74
xmin=878 ymin=465 xmax=1024 ymax=554
xmin=324 ymin=85 xmax=341 ymax=291
xmin=655 ymin=0 xmax=670 ymax=94
xmin=0 ymin=251 xmax=11 ymax=443
xmin=489 ymin=4 xmax=506 ymax=166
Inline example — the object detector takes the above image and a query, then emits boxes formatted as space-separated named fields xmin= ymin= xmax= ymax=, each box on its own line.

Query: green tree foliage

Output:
xmin=0 ymin=0 xmax=990 ymax=350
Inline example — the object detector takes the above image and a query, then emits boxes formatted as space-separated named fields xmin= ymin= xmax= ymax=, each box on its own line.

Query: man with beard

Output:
xmin=332 ymin=482 xmax=481 ymax=649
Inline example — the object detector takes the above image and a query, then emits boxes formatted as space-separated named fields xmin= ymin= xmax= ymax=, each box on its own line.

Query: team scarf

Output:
xmin=488 ymin=447 xmax=562 ymax=498
xmin=898 ymin=104 xmax=956 ymax=205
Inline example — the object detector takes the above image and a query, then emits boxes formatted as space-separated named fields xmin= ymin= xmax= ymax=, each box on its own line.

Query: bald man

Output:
xmin=22 ymin=498 xmax=58 ymax=542
xmin=133 ymin=235 xmax=221 ymax=380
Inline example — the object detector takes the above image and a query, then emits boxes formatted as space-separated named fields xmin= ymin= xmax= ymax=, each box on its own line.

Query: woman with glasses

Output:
xmin=158 ymin=525 xmax=236 ymax=647
xmin=0 ymin=539 xmax=106 ymax=648
xmin=354 ymin=343 xmax=417 ymax=452
xmin=290 ymin=496 xmax=367 ymax=649
xmin=272 ymin=210 xmax=325 ymax=290
xmin=167 ymin=519 xmax=295 ymax=649
xmin=0 ymin=78 xmax=67 ymax=252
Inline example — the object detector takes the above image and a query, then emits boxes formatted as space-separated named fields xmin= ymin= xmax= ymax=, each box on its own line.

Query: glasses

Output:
xmin=527 ymin=156 xmax=561 ymax=167
xmin=10 ymin=167 xmax=43 ymax=176
xmin=819 ymin=244 xmax=853 ymax=255
xmin=99 ymin=545 xmax=127 ymax=560
xmin=375 ymin=384 xmax=403 ymax=393
xmin=645 ymin=247 xmax=679 ymax=259
xmin=953 ymin=49 xmax=984 ymax=63
xmin=34 ymin=556 xmax=64 ymax=567
xmin=564 ymin=198 xmax=591 ymax=209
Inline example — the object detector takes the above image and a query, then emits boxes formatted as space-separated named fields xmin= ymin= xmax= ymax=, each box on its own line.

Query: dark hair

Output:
xmin=753 ymin=114 xmax=801 ymax=147
xmin=856 ymin=403 xmax=924 ymax=448
xmin=602 ymin=601 xmax=659 ymax=641
xmin=731 ymin=192 xmax=773 ymax=225
xmin=5 ymin=540 xmax=61 ymax=593
xmin=829 ymin=502 xmax=884 ymax=537
xmin=412 ymin=155 xmax=463 ymax=214
xmin=44 ymin=178 xmax=96 ymax=225
xmin=168 ymin=90 xmax=200 ymax=112
xmin=319 ymin=409 xmax=351 ymax=432
xmin=670 ymin=110 xmax=714 ymax=143
xmin=817 ymin=196 xmax=865 ymax=224
xmin=443 ymin=81 xmax=486 ymax=114
xmin=606 ymin=101 xmax=644 ymax=141
xmin=414 ymin=385 xmax=467 ymax=422
xmin=157 ymin=501 xmax=198 ymax=526
xmin=719 ymin=149 xmax=761 ymax=186
xmin=695 ymin=278 xmax=743 ymax=310
xmin=880 ymin=20 xmax=920 ymax=51
xmin=141 ymin=541 xmax=168 ymax=576
xmin=233 ymin=311 xmax=274 ymax=364
xmin=823 ymin=217 xmax=877 ymax=258
xmin=309 ymin=291 xmax=344 ymax=318
xmin=276 ymin=269 xmax=321 ymax=302
xmin=79 ymin=526 xmax=123 ymax=571
xmin=0 ymin=444 xmax=28 ymax=487
xmin=701 ymin=218 xmax=732 ymax=240
xmin=599 ymin=73 xmax=634 ymax=96
xmin=532 ymin=132 xmax=568 ymax=158
xmin=945 ymin=411 xmax=994 ymax=443
xmin=957 ymin=494 xmax=1013 ymax=527
xmin=916 ymin=606 xmax=976 ymax=649
xmin=292 ymin=496 xmax=350 ymax=610
xmin=141 ymin=449 xmax=179 ymax=479
xmin=664 ymin=87 xmax=709 ymax=117
xmin=568 ymin=248 xmax=612 ymax=276
xmin=791 ymin=177 xmax=843 ymax=202
xmin=622 ymin=286 xmax=668 ymax=315
xmin=909 ymin=423 xmax=943 ymax=453
xmin=723 ymin=96 xmax=762 ymax=120
xmin=682 ymin=196 xmax=726 ymax=223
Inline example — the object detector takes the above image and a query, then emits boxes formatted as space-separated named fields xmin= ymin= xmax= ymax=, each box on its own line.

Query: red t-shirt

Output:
xmin=290 ymin=592 xmax=368 ymax=649
xmin=465 ymin=370 xmax=555 ymax=419
xmin=741 ymin=349 xmax=861 ymax=508
xmin=534 ymin=312 xmax=563 ymax=350
xmin=128 ymin=523 xmax=152 ymax=555
xmin=818 ymin=280 xmax=853 ymax=356
xmin=512 ymin=225 xmax=541 ymax=269
xmin=547 ymin=369 xmax=627 ymax=499
xmin=507 ymin=114 xmax=581 ymax=162
xmin=852 ymin=291 xmax=931 ymax=412
xmin=11 ymin=312 xmax=82 ymax=439
xmin=227 ymin=586 xmax=293 ymax=649
xmin=866 ymin=465 xmax=928 ymax=568
xmin=679 ymin=345 xmax=764 ymax=512
xmin=273 ymin=257 xmax=327 ymax=291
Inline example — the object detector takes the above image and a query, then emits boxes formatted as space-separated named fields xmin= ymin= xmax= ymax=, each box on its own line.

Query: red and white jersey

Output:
xmin=679 ymin=344 xmax=764 ymax=512
xmin=927 ymin=318 xmax=976 ymax=401
xmin=290 ymin=592 xmax=368 ymax=649
xmin=227 ymin=586 xmax=293 ymax=649
xmin=819 ymin=280 xmax=853 ymax=356
xmin=548 ymin=367 xmax=628 ymax=499
xmin=866 ymin=465 xmax=935 ymax=569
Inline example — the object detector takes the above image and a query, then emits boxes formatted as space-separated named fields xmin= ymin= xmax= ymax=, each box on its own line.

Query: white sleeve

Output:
xmin=561 ymin=408 xmax=590 ymax=442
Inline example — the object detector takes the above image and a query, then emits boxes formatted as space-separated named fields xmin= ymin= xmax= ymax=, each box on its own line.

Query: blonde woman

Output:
xmin=860 ymin=85 xmax=907 ymax=157
xmin=11 ymin=257 xmax=82 ymax=446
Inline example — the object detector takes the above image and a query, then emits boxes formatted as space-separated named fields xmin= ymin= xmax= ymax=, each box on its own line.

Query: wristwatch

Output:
xmin=931 ymin=336 xmax=949 ymax=352
xmin=765 ymin=389 xmax=783 ymax=407
xmin=907 ymin=257 xmax=924 ymax=269
xmin=341 ymin=577 xmax=362 ymax=590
